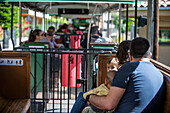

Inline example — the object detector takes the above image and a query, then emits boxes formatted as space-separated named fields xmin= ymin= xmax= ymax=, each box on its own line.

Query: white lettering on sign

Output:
xmin=0 ymin=59 xmax=23 ymax=66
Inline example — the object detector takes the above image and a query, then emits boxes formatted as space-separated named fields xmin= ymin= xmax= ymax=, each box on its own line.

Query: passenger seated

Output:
xmin=48 ymin=26 xmax=55 ymax=33
xmin=41 ymin=27 xmax=64 ymax=48
xmin=71 ymin=40 xmax=131 ymax=113
xmin=80 ymin=27 xmax=105 ymax=48
xmin=86 ymin=37 xmax=165 ymax=113
xmin=40 ymin=31 xmax=54 ymax=48
xmin=70 ymin=70 xmax=117 ymax=113
xmin=116 ymin=40 xmax=131 ymax=68
xmin=56 ymin=24 xmax=68 ymax=33
xmin=107 ymin=58 xmax=119 ymax=72
xmin=28 ymin=29 xmax=44 ymax=42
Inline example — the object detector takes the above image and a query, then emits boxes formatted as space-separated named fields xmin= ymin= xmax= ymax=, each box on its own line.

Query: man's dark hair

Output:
xmin=130 ymin=37 xmax=150 ymax=58
xmin=48 ymin=26 xmax=55 ymax=31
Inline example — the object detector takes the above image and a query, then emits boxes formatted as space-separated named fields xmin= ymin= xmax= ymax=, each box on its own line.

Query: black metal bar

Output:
xmin=75 ymin=54 xmax=78 ymax=100
xmin=57 ymin=54 xmax=60 ymax=99
xmin=85 ymin=54 xmax=88 ymax=91
xmin=107 ymin=4 xmax=110 ymax=38
xmin=42 ymin=53 xmax=46 ymax=112
xmin=119 ymin=4 xmax=122 ymax=43
xmin=60 ymin=54 xmax=63 ymax=113
xmin=34 ymin=3 xmax=37 ymax=29
xmin=45 ymin=51 xmax=48 ymax=112
xmin=19 ymin=2 xmax=22 ymax=46
xmin=82 ymin=53 xmax=85 ymax=92
xmin=34 ymin=53 xmax=37 ymax=112
xmin=50 ymin=53 xmax=53 ymax=92
xmin=53 ymin=53 xmax=55 ymax=113
xmin=126 ymin=4 xmax=129 ymax=40
xmin=68 ymin=54 xmax=70 ymax=112
xmin=134 ymin=0 xmax=138 ymax=38
xmin=153 ymin=0 xmax=159 ymax=61
xmin=11 ymin=3 xmax=14 ymax=49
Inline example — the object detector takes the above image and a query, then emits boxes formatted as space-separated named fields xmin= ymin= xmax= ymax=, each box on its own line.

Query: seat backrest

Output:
xmin=0 ymin=52 xmax=31 ymax=99
xmin=150 ymin=59 xmax=170 ymax=113
xmin=24 ymin=42 xmax=50 ymax=48
xmin=97 ymin=54 xmax=116 ymax=86
xmin=90 ymin=43 xmax=116 ymax=48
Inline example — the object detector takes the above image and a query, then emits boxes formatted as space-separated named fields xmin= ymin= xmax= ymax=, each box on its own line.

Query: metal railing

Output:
xmin=12 ymin=47 xmax=116 ymax=113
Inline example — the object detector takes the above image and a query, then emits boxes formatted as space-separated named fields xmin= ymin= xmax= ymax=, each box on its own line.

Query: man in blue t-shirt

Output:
xmin=87 ymin=37 xmax=165 ymax=113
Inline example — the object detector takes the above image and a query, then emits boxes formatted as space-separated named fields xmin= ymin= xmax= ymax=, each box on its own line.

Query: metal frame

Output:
xmin=11 ymin=47 xmax=116 ymax=113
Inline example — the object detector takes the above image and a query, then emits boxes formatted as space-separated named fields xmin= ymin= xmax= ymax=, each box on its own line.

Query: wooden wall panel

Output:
xmin=0 ymin=52 xmax=31 ymax=99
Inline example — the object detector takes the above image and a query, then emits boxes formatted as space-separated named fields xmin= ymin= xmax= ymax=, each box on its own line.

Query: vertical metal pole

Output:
xmin=107 ymin=4 xmax=110 ymax=38
xmin=102 ymin=9 xmax=104 ymax=32
xmin=119 ymin=4 xmax=122 ymax=43
xmin=87 ymin=4 xmax=98 ymax=49
xmin=19 ymin=2 xmax=22 ymax=46
xmin=147 ymin=0 xmax=154 ymax=46
xmin=34 ymin=3 xmax=37 ymax=29
xmin=126 ymin=4 xmax=129 ymax=40
xmin=134 ymin=0 xmax=138 ymax=38
xmin=42 ymin=11 xmax=45 ymax=31
xmin=68 ymin=54 xmax=70 ymax=113
xmin=87 ymin=5 xmax=97 ymax=91
xmin=60 ymin=54 xmax=63 ymax=113
xmin=75 ymin=54 xmax=78 ymax=99
xmin=97 ymin=16 xmax=100 ymax=26
xmin=53 ymin=53 xmax=55 ymax=113
xmin=42 ymin=53 xmax=46 ymax=112
xmin=11 ymin=2 xmax=14 ymax=49
xmin=153 ymin=0 xmax=159 ymax=61
xmin=51 ymin=16 xmax=52 ymax=26
xmin=34 ymin=53 xmax=37 ymax=112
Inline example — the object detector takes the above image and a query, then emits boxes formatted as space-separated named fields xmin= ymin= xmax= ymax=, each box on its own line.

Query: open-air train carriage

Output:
xmin=0 ymin=0 xmax=169 ymax=113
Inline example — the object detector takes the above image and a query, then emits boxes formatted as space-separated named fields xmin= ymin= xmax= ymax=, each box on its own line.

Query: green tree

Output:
xmin=0 ymin=2 xmax=19 ymax=29
xmin=112 ymin=14 xmax=134 ymax=32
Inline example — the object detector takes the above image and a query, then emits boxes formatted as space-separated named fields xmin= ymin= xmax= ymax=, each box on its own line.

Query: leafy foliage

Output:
xmin=0 ymin=2 xmax=19 ymax=29
xmin=112 ymin=14 xmax=134 ymax=33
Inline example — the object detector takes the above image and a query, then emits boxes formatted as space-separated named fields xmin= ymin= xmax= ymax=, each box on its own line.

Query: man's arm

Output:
xmin=88 ymin=86 xmax=125 ymax=111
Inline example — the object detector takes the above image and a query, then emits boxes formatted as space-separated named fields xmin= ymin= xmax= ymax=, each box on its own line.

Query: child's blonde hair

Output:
xmin=107 ymin=57 xmax=118 ymax=72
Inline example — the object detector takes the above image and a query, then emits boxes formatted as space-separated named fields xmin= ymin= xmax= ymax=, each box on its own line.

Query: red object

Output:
xmin=62 ymin=51 xmax=82 ymax=87
xmin=7 ymin=60 xmax=10 ymax=64
xmin=70 ymin=35 xmax=81 ymax=49
xmin=0 ymin=60 xmax=4 ymax=63
xmin=76 ymin=30 xmax=83 ymax=35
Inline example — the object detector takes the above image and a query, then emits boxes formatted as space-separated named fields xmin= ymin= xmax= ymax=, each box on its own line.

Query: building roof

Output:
xmin=138 ymin=0 xmax=170 ymax=7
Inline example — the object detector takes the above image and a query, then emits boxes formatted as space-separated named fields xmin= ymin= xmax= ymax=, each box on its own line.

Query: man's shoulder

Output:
xmin=119 ymin=62 xmax=140 ymax=71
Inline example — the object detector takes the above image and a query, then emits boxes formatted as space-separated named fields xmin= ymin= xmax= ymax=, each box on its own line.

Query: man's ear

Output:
xmin=128 ymin=53 xmax=133 ymax=62
xmin=149 ymin=52 xmax=152 ymax=58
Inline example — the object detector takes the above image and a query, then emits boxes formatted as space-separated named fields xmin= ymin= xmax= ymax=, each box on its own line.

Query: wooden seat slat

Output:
xmin=6 ymin=99 xmax=18 ymax=112
xmin=0 ymin=96 xmax=30 ymax=113
xmin=9 ymin=99 xmax=23 ymax=113
xmin=0 ymin=96 xmax=9 ymax=112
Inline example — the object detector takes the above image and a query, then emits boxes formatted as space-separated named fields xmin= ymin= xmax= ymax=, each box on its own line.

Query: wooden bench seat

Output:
xmin=0 ymin=52 xmax=31 ymax=113
xmin=0 ymin=96 xmax=30 ymax=113
xmin=150 ymin=59 xmax=170 ymax=113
